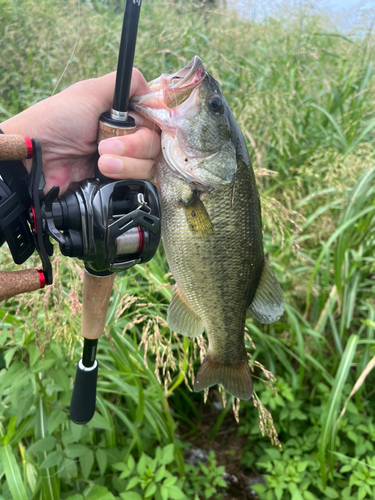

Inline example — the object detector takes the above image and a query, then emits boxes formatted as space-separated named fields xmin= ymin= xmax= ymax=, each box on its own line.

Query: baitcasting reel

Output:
xmin=42 ymin=168 xmax=160 ymax=276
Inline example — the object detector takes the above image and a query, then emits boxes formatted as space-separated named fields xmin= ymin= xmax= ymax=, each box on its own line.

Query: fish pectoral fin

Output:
xmin=193 ymin=351 xmax=253 ymax=401
xmin=181 ymin=192 xmax=213 ymax=236
xmin=249 ymin=259 xmax=284 ymax=324
xmin=167 ymin=286 xmax=205 ymax=338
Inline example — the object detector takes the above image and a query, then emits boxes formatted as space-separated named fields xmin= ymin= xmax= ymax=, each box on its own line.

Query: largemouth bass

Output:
xmin=131 ymin=56 xmax=284 ymax=400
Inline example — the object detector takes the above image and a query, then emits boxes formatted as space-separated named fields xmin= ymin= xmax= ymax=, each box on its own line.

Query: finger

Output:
xmin=98 ymin=155 xmax=156 ymax=180
xmin=130 ymin=68 xmax=152 ymax=97
xmin=98 ymin=127 xmax=160 ymax=159
xmin=64 ymin=68 xmax=152 ymax=118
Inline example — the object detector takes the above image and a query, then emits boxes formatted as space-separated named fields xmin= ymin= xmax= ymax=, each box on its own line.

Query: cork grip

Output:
xmin=81 ymin=269 xmax=115 ymax=340
xmin=97 ymin=122 xmax=136 ymax=142
xmin=0 ymin=135 xmax=32 ymax=161
xmin=0 ymin=269 xmax=43 ymax=301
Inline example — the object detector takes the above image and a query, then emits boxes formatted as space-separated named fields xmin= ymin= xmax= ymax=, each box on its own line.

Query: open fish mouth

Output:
xmin=131 ymin=56 xmax=206 ymax=111
xmin=148 ymin=55 xmax=205 ymax=92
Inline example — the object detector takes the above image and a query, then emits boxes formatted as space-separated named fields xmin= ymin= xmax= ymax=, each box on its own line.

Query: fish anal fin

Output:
xmin=193 ymin=351 xmax=253 ymax=400
xmin=167 ymin=286 xmax=204 ymax=338
xmin=249 ymin=259 xmax=284 ymax=324
xmin=182 ymin=193 xmax=213 ymax=236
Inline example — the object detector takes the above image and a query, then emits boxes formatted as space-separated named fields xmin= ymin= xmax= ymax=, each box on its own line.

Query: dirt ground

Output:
xmin=184 ymin=390 xmax=263 ymax=500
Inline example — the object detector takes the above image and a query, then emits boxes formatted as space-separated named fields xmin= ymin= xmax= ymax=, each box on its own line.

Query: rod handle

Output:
xmin=0 ymin=135 xmax=33 ymax=161
xmin=81 ymin=269 xmax=115 ymax=340
xmin=69 ymin=359 xmax=98 ymax=425
xmin=97 ymin=111 xmax=136 ymax=142
xmin=0 ymin=269 xmax=45 ymax=301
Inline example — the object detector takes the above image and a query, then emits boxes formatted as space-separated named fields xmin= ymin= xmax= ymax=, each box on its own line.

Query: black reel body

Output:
xmin=42 ymin=178 xmax=161 ymax=274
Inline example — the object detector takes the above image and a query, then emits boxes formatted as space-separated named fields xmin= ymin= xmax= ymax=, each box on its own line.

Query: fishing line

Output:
xmin=37 ymin=0 xmax=81 ymax=124
xmin=51 ymin=0 xmax=81 ymax=97
xmin=146 ymin=121 xmax=158 ymax=166
xmin=43 ymin=458 xmax=81 ymax=478
xmin=170 ymin=79 xmax=179 ymax=108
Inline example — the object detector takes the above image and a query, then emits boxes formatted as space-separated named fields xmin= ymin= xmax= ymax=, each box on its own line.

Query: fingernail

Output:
xmin=99 ymin=139 xmax=124 ymax=155
xmin=99 ymin=156 xmax=123 ymax=173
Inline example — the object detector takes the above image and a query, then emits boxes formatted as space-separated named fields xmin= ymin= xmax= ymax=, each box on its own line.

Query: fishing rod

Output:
xmin=0 ymin=0 xmax=161 ymax=424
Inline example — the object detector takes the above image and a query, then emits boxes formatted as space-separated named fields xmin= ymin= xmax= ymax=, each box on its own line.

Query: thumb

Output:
xmin=62 ymin=69 xmax=151 ymax=117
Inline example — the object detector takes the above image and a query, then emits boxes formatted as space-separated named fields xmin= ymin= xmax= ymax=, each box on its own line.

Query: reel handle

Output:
xmin=0 ymin=135 xmax=33 ymax=161
xmin=0 ymin=269 xmax=45 ymax=301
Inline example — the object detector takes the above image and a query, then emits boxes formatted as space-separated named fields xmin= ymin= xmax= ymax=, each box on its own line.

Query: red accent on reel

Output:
xmin=24 ymin=136 xmax=33 ymax=159
xmin=29 ymin=205 xmax=37 ymax=234
xmin=37 ymin=269 xmax=46 ymax=288
xmin=137 ymin=226 xmax=144 ymax=253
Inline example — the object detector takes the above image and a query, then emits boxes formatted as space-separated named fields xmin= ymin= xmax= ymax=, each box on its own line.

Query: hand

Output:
xmin=0 ymin=70 xmax=161 ymax=194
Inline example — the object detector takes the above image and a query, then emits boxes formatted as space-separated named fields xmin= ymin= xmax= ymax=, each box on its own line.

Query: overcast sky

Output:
xmin=326 ymin=0 xmax=373 ymax=8
xmin=232 ymin=0 xmax=374 ymax=27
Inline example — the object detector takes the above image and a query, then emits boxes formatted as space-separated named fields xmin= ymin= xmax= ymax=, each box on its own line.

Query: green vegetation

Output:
xmin=0 ymin=0 xmax=375 ymax=499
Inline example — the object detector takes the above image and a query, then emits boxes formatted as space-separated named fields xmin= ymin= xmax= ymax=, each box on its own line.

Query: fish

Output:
xmin=131 ymin=56 xmax=284 ymax=400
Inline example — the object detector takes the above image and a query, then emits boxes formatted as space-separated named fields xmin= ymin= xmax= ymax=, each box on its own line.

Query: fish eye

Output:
xmin=208 ymin=95 xmax=223 ymax=114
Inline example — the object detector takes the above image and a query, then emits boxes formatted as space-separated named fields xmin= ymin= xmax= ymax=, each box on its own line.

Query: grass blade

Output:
xmin=318 ymin=334 xmax=359 ymax=486
xmin=305 ymin=205 xmax=375 ymax=313
xmin=338 ymin=354 xmax=375 ymax=423
xmin=0 ymin=444 xmax=28 ymax=500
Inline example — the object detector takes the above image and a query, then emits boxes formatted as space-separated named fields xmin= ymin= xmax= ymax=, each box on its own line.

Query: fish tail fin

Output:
xmin=193 ymin=351 xmax=253 ymax=400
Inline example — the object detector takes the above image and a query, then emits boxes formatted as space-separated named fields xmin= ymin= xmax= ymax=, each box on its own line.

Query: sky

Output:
xmin=327 ymin=0 xmax=373 ymax=8
xmin=231 ymin=0 xmax=375 ymax=29
xmin=310 ymin=0 xmax=374 ymax=30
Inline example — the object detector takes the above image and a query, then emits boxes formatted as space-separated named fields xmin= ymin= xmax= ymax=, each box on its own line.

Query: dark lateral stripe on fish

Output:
xmin=193 ymin=351 xmax=253 ymax=400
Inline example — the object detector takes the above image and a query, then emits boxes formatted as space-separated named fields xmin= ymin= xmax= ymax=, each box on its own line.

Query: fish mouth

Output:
xmin=148 ymin=55 xmax=205 ymax=94
xmin=130 ymin=56 xmax=206 ymax=117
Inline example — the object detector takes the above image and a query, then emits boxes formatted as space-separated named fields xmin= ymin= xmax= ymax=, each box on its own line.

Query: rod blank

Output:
xmin=112 ymin=0 xmax=142 ymax=113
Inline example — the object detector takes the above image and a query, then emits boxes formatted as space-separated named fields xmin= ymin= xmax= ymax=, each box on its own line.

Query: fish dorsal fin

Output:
xmin=167 ymin=286 xmax=205 ymax=337
xmin=249 ymin=259 xmax=284 ymax=324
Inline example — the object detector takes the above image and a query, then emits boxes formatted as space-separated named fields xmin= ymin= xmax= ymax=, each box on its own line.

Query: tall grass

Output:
xmin=1 ymin=0 xmax=375 ymax=498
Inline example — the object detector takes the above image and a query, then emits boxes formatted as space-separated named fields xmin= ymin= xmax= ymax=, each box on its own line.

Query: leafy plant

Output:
xmin=184 ymin=451 xmax=227 ymax=500
xmin=112 ymin=444 xmax=186 ymax=500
